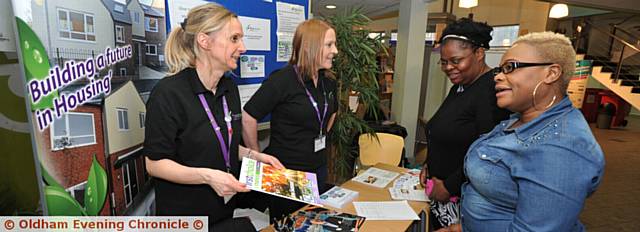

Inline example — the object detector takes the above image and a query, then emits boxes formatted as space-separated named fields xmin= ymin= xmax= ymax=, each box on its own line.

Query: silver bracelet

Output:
xmin=246 ymin=149 xmax=253 ymax=159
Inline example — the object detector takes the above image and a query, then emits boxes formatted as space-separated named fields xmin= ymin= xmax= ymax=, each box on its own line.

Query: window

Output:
xmin=119 ymin=68 xmax=127 ymax=76
xmin=133 ymin=12 xmax=140 ymax=23
xmin=115 ymin=25 xmax=125 ymax=43
xmin=145 ymin=17 xmax=158 ymax=32
xmin=117 ymin=108 xmax=129 ymax=130
xmin=66 ymin=181 xmax=87 ymax=207
xmin=145 ymin=44 xmax=157 ymax=55
xmin=57 ymin=8 xmax=95 ymax=41
xmin=51 ymin=112 xmax=96 ymax=150
xmin=122 ymin=159 xmax=138 ymax=207
xmin=139 ymin=112 xmax=145 ymax=128
xmin=490 ymin=25 xmax=520 ymax=47
xmin=114 ymin=4 xmax=124 ymax=13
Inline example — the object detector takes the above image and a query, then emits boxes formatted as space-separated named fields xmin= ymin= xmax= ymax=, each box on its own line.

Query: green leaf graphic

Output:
xmin=15 ymin=17 xmax=57 ymax=110
xmin=44 ymin=186 xmax=86 ymax=216
xmin=40 ymin=161 xmax=63 ymax=189
xmin=84 ymin=155 xmax=108 ymax=216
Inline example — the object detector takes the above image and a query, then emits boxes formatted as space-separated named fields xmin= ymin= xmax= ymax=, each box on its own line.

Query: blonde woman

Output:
xmin=143 ymin=3 xmax=282 ymax=230
xmin=458 ymin=32 xmax=605 ymax=231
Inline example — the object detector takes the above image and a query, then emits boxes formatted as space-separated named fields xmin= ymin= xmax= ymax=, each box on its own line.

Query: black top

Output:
xmin=425 ymin=70 xmax=510 ymax=196
xmin=143 ymin=68 xmax=243 ymax=222
xmin=244 ymin=65 xmax=338 ymax=171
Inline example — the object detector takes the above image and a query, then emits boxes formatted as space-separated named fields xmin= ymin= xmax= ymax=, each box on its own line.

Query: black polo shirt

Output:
xmin=244 ymin=64 xmax=338 ymax=171
xmin=143 ymin=68 xmax=242 ymax=223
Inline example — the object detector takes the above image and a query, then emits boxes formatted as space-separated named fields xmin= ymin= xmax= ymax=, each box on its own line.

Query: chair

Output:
xmin=353 ymin=132 xmax=404 ymax=176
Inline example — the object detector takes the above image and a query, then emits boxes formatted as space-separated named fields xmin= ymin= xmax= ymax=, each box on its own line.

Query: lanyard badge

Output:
xmin=293 ymin=66 xmax=328 ymax=152
xmin=198 ymin=94 xmax=233 ymax=172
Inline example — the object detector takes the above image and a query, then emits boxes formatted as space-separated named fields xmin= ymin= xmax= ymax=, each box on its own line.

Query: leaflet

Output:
xmin=388 ymin=172 xmax=430 ymax=202
xmin=239 ymin=158 xmax=322 ymax=206
xmin=351 ymin=167 xmax=399 ymax=188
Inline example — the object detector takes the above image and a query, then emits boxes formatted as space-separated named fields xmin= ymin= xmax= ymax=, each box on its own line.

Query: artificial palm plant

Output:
xmin=326 ymin=9 xmax=388 ymax=183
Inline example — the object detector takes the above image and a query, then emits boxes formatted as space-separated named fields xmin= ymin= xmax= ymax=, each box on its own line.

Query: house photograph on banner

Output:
xmin=3 ymin=0 xmax=309 ymax=217
xmin=8 ymin=0 xmax=168 ymax=216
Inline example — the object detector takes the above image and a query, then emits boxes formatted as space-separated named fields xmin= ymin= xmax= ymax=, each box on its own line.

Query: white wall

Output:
xmin=33 ymin=0 xmax=115 ymax=57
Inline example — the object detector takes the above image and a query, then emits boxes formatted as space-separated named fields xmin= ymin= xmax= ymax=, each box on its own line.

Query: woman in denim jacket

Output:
xmin=458 ymin=32 xmax=605 ymax=232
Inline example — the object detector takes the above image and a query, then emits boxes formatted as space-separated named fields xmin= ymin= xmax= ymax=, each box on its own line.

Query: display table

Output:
xmin=262 ymin=163 xmax=429 ymax=232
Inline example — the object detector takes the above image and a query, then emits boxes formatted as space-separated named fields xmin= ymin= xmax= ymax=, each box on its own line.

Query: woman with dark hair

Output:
xmin=242 ymin=19 xmax=339 ymax=221
xmin=419 ymin=18 xmax=510 ymax=230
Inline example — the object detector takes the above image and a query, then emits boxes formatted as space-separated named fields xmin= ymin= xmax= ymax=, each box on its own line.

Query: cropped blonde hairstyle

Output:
xmin=513 ymin=32 xmax=576 ymax=91
xmin=289 ymin=19 xmax=334 ymax=80
xmin=165 ymin=3 xmax=237 ymax=75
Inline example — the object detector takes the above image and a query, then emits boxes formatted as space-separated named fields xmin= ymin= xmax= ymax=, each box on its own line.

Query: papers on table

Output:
xmin=353 ymin=201 xmax=419 ymax=220
xmin=389 ymin=172 xmax=430 ymax=202
xmin=352 ymin=167 xmax=399 ymax=188
xmin=319 ymin=186 xmax=359 ymax=209
xmin=233 ymin=208 xmax=269 ymax=231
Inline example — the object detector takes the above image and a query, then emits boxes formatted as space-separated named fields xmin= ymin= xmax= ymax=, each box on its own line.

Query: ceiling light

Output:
xmin=549 ymin=4 xmax=569 ymax=18
xmin=459 ymin=0 xmax=478 ymax=8
xmin=325 ymin=4 xmax=336 ymax=9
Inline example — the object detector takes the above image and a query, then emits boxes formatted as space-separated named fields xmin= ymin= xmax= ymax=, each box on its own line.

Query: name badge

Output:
xmin=314 ymin=135 xmax=326 ymax=152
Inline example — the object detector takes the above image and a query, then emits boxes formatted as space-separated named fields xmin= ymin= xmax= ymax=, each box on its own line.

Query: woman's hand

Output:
xmin=430 ymin=177 xmax=451 ymax=202
xmin=255 ymin=152 xmax=285 ymax=169
xmin=419 ymin=164 xmax=428 ymax=186
xmin=201 ymin=169 xmax=250 ymax=197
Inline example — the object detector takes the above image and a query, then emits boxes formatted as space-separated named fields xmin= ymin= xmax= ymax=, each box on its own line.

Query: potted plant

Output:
xmin=326 ymin=9 xmax=388 ymax=183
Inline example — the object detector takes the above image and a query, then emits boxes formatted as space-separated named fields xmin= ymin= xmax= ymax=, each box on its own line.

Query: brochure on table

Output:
xmin=352 ymin=167 xmax=400 ymax=188
xmin=388 ymin=172 xmax=430 ymax=202
xmin=276 ymin=205 xmax=366 ymax=232
xmin=319 ymin=186 xmax=359 ymax=209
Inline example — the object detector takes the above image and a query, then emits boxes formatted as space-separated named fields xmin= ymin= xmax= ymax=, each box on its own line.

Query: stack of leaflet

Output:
xmin=351 ymin=167 xmax=399 ymax=188
xmin=319 ymin=186 xmax=359 ymax=209
xmin=276 ymin=205 xmax=366 ymax=232
xmin=388 ymin=170 xmax=430 ymax=202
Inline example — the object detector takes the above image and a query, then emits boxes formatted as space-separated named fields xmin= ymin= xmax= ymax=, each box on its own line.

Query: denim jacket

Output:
xmin=461 ymin=97 xmax=605 ymax=232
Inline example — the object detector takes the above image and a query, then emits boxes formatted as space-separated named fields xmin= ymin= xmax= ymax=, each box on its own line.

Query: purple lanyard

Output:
xmin=198 ymin=94 xmax=233 ymax=171
xmin=293 ymin=66 xmax=328 ymax=135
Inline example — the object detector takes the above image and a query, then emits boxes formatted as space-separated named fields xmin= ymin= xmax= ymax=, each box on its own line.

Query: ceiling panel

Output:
xmin=311 ymin=0 xmax=401 ymax=18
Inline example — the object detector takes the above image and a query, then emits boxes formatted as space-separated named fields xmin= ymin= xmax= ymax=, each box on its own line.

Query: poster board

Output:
xmin=165 ymin=0 xmax=309 ymax=125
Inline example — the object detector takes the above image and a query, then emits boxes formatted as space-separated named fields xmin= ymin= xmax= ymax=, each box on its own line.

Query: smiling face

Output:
xmin=317 ymin=29 xmax=338 ymax=70
xmin=494 ymin=43 xmax=550 ymax=113
xmin=439 ymin=39 xmax=484 ymax=85
xmin=206 ymin=18 xmax=246 ymax=71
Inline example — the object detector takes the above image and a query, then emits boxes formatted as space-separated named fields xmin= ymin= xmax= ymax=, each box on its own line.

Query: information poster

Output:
xmin=238 ymin=16 xmax=271 ymax=51
xmin=240 ymin=55 xmax=265 ymax=78
xmin=275 ymin=2 xmax=305 ymax=61
xmin=568 ymin=60 xmax=592 ymax=109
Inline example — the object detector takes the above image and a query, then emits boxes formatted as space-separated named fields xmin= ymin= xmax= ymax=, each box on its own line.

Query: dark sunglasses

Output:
xmin=495 ymin=61 xmax=554 ymax=75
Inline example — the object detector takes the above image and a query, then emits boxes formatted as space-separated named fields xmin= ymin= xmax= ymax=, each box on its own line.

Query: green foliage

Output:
xmin=44 ymin=186 xmax=87 ymax=216
xmin=326 ymin=8 xmax=387 ymax=182
xmin=84 ymin=155 xmax=109 ymax=215
xmin=42 ymin=154 xmax=108 ymax=216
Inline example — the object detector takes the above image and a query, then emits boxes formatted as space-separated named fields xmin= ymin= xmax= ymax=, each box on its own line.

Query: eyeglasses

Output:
xmin=495 ymin=61 xmax=554 ymax=75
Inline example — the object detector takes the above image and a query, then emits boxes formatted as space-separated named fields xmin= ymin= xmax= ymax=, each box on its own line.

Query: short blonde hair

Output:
xmin=513 ymin=32 xmax=576 ymax=91
xmin=289 ymin=19 xmax=334 ymax=80
xmin=165 ymin=3 xmax=237 ymax=75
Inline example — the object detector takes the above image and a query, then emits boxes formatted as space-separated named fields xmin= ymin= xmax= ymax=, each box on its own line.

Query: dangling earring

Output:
xmin=532 ymin=81 xmax=557 ymax=111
